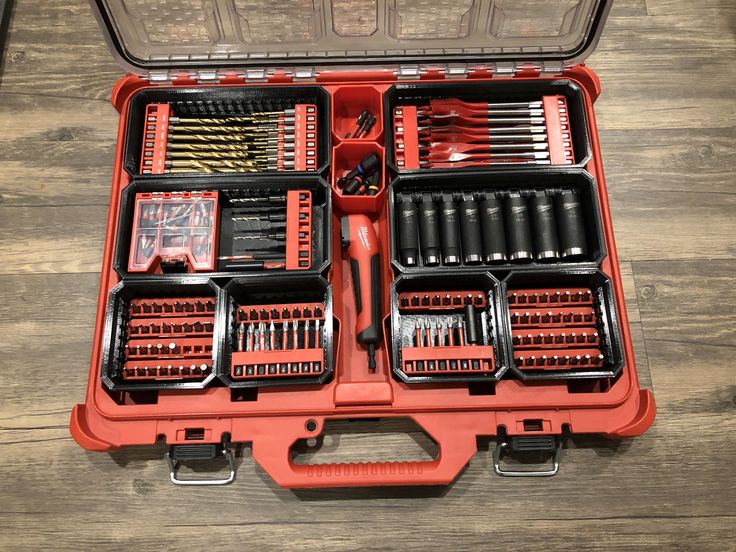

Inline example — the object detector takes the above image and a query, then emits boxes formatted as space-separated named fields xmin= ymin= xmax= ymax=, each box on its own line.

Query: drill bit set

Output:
xmin=140 ymin=102 xmax=318 ymax=174
xmin=393 ymin=96 xmax=574 ymax=170
xmin=230 ymin=302 xmax=327 ymax=381
xmin=118 ymin=296 xmax=216 ymax=384
xmin=125 ymin=188 xmax=317 ymax=274
xmin=219 ymin=189 xmax=314 ymax=272
xmin=394 ymin=188 xmax=591 ymax=269
xmin=128 ymin=191 xmax=218 ymax=273
xmin=392 ymin=286 xmax=499 ymax=382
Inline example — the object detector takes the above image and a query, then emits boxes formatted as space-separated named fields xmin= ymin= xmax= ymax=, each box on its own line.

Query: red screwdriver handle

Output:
xmin=340 ymin=215 xmax=382 ymax=370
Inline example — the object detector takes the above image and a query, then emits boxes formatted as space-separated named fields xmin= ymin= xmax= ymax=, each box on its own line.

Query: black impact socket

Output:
xmin=397 ymin=195 xmax=419 ymax=266
xmin=418 ymin=194 xmax=441 ymax=266
xmin=504 ymin=193 xmax=534 ymax=263
xmin=459 ymin=197 xmax=483 ymax=265
xmin=464 ymin=304 xmax=479 ymax=344
xmin=555 ymin=190 xmax=589 ymax=260
xmin=480 ymin=194 xmax=507 ymax=263
xmin=342 ymin=175 xmax=364 ymax=195
xmin=439 ymin=197 xmax=462 ymax=265
xmin=529 ymin=191 xmax=560 ymax=262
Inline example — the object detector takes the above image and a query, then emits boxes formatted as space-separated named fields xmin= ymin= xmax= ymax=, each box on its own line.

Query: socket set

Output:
xmin=73 ymin=0 xmax=654 ymax=488
xmin=389 ymin=171 xmax=604 ymax=271
xmin=391 ymin=274 xmax=504 ymax=383
xmin=141 ymin=102 xmax=318 ymax=174
xmin=393 ymin=96 xmax=574 ymax=169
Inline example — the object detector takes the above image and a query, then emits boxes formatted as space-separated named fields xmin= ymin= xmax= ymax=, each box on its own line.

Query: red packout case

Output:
xmin=71 ymin=0 xmax=655 ymax=487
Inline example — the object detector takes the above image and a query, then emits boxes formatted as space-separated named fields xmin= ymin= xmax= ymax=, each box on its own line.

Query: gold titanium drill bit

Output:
xmin=167 ymin=141 xmax=276 ymax=151
xmin=167 ymin=133 xmax=291 ymax=143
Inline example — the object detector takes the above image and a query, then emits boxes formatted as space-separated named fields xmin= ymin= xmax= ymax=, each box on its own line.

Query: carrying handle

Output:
xmin=250 ymin=414 xmax=480 ymax=488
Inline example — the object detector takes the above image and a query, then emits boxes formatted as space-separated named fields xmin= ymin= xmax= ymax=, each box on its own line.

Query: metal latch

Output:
xmin=493 ymin=435 xmax=562 ymax=477
xmin=165 ymin=440 xmax=236 ymax=486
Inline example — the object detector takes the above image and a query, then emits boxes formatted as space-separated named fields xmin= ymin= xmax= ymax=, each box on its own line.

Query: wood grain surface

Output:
xmin=0 ymin=1 xmax=734 ymax=550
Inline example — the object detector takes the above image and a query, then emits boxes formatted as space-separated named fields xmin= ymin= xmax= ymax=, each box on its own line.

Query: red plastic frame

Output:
xmin=70 ymin=67 xmax=655 ymax=489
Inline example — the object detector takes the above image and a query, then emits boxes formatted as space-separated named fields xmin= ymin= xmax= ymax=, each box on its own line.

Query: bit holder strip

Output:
xmin=508 ymin=287 xmax=606 ymax=371
xmin=231 ymin=302 xmax=326 ymax=380
xmin=140 ymin=103 xmax=317 ymax=174
xmin=120 ymin=297 xmax=216 ymax=382
xmin=398 ymin=290 xmax=487 ymax=311
xmin=393 ymin=95 xmax=573 ymax=170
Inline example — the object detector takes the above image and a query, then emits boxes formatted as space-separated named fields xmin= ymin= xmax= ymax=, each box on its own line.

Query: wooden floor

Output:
xmin=0 ymin=1 xmax=734 ymax=550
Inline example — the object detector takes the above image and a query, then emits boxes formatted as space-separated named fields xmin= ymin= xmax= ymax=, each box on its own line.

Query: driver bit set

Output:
xmin=508 ymin=287 xmax=605 ymax=371
xmin=391 ymin=276 xmax=502 ymax=383
xmin=230 ymin=302 xmax=326 ymax=380
xmin=140 ymin=102 xmax=318 ymax=174
xmin=393 ymin=96 xmax=573 ymax=170
xmin=120 ymin=297 xmax=216 ymax=383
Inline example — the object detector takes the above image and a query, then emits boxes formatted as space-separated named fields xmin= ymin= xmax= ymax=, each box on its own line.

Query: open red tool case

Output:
xmin=71 ymin=0 xmax=655 ymax=487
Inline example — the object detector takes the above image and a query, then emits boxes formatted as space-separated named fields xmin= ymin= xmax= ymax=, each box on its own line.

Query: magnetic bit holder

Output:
xmin=165 ymin=440 xmax=236 ymax=486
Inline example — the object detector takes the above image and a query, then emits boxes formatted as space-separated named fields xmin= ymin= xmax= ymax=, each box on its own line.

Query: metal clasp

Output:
xmin=493 ymin=436 xmax=562 ymax=477
xmin=165 ymin=441 xmax=237 ymax=486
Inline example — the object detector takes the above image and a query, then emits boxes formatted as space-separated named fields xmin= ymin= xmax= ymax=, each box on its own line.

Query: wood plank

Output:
xmin=608 ymin=188 xmax=736 ymax=262
xmin=0 ymin=140 xmax=115 ymax=206
xmin=0 ymin=93 xmax=117 ymax=142
xmin=0 ymin=205 xmax=107 ymax=274
xmin=599 ymin=128 xmax=736 ymax=195
xmin=632 ymin=259 xmax=736 ymax=346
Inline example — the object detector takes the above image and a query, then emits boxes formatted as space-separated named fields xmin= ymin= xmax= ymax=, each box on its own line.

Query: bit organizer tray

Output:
xmin=503 ymin=270 xmax=624 ymax=380
xmin=123 ymin=85 xmax=331 ymax=176
xmin=72 ymin=0 xmax=655 ymax=488
xmin=388 ymin=170 xmax=605 ymax=272
xmin=220 ymin=276 xmax=335 ymax=388
xmin=390 ymin=272 xmax=506 ymax=383
xmin=113 ymin=175 xmax=331 ymax=277
xmin=384 ymin=80 xmax=591 ymax=173
xmin=101 ymin=279 xmax=220 ymax=392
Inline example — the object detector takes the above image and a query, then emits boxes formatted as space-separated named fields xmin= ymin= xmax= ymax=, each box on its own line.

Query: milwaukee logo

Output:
xmin=358 ymin=225 xmax=371 ymax=250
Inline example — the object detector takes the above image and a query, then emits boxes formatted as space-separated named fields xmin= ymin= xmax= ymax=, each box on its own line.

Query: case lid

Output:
xmin=91 ymin=0 xmax=612 ymax=79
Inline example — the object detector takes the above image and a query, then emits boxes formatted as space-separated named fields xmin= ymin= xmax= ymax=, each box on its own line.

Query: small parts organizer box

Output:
xmin=71 ymin=0 xmax=655 ymax=487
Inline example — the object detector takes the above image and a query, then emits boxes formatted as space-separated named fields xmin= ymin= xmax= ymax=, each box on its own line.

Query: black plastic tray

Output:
xmin=501 ymin=269 xmax=624 ymax=380
xmin=122 ymin=85 xmax=331 ymax=177
xmin=112 ymin=175 xmax=332 ymax=279
xmin=218 ymin=274 xmax=335 ymax=389
xmin=387 ymin=169 xmax=606 ymax=273
xmin=101 ymin=277 xmax=222 ymax=393
xmin=383 ymin=79 xmax=591 ymax=174
xmin=389 ymin=271 xmax=510 ymax=384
